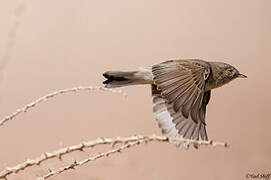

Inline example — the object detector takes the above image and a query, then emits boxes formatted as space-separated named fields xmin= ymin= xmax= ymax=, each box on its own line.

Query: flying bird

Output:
xmin=103 ymin=59 xmax=246 ymax=148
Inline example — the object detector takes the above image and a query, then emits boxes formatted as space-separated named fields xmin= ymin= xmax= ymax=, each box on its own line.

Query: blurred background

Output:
xmin=0 ymin=0 xmax=270 ymax=179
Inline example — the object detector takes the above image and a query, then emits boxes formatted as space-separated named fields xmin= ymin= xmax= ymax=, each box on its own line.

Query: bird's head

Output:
xmin=211 ymin=62 xmax=247 ymax=86
xmin=222 ymin=63 xmax=246 ymax=78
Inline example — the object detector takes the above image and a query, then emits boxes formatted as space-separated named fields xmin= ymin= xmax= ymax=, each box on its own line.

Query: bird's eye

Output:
xmin=227 ymin=69 xmax=234 ymax=76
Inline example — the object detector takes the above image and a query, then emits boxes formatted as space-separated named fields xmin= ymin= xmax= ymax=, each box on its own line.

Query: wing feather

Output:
xmin=152 ymin=60 xmax=210 ymax=123
xmin=151 ymin=60 xmax=212 ymax=148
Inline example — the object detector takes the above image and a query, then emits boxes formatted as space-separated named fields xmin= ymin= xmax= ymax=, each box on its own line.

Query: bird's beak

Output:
xmin=237 ymin=73 xmax=247 ymax=78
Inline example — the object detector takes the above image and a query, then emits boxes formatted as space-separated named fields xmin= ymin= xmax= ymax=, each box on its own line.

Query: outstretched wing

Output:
xmin=151 ymin=60 xmax=211 ymax=145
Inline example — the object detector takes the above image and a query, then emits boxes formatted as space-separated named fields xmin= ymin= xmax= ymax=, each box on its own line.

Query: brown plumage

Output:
xmin=103 ymin=59 xmax=247 ymax=148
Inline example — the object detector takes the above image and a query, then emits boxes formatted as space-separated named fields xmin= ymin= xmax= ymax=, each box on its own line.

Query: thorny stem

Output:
xmin=0 ymin=86 xmax=126 ymax=127
xmin=0 ymin=134 xmax=228 ymax=179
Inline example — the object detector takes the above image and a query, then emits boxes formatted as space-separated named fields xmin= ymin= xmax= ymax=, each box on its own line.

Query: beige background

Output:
xmin=0 ymin=0 xmax=270 ymax=179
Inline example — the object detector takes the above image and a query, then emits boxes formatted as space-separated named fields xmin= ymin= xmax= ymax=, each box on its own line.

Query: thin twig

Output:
xmin=37 ymin=135 xmax=229 ymax=179
xmin=37 ymin=140 xmax=142 ymax=180
xmin=0 ymin=86 xmax=126 ymax=127
xmin=0 ymin=135 xmax=228 ymax=179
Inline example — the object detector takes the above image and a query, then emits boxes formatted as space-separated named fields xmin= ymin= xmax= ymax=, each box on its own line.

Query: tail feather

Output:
xmin=103 ymin=69 xmax=153 ymax=88
xmin=103 ymin=71 xmax=138 ymax=88
xmin=103 ymin=71 xmax=134 ymax=86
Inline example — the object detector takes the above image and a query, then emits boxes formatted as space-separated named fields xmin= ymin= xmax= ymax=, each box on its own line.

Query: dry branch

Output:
xmin=0 ymin=86 xmax=126 ymax=127
xmin=37 ymin=140 xmax=142 ymax=180
xmin=0 ymin=135 xmax=228 ymax=179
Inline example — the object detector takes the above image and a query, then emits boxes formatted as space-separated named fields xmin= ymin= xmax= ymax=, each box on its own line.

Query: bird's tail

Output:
xmin=103 ymin=68 xmax=152 ymax=88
